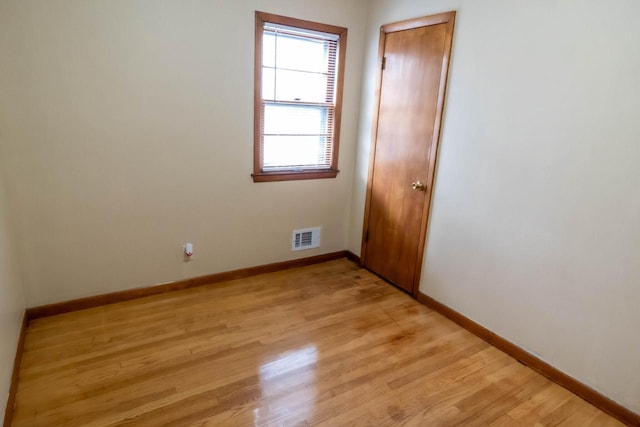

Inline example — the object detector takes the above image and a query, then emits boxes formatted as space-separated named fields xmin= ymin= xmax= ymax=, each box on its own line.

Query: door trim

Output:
xmin=360 ymin=11 xmax=456 ymax=297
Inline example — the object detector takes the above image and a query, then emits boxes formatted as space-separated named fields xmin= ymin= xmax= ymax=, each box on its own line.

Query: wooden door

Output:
xmin=362 ymin=12 xmax=455 ymax=295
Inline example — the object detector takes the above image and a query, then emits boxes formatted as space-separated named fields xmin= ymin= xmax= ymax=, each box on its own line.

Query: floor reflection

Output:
xmin=253 ymin=345 xmax=318 ymax=425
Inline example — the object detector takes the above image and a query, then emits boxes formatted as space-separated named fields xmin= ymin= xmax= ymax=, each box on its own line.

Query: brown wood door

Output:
xmin=362 ymin=13 xmax=455 ymax=294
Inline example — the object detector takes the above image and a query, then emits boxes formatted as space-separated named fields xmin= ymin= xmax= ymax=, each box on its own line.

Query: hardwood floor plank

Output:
xmin=10 ymin=259 xmax=626 ymax=426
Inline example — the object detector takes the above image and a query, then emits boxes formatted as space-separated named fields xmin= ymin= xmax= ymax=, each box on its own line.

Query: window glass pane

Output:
xmin=273 ymin=69 xmax=328 ymax=103
xmin=264 ymin=104 xmax=327 ymax=136
xmin=263 ymin=33 xmax=276 ymax=68
xmin=263 ymin=135 xmax=329 ymax=169
xmin=262 ymin=67 xmax=275 ymax=100
xmin=274 ymin=34 xmax=329 ymax=73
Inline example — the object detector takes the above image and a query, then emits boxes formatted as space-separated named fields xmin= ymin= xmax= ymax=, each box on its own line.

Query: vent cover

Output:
xmin=292 ymin=227 xmax=321 ymax=251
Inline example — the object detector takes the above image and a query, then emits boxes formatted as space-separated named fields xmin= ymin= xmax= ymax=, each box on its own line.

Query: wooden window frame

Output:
xmin=253 ymin=11 xmax=347 ymax=183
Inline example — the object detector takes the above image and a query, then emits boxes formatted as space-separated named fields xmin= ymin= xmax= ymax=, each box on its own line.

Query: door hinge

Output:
xmin=381 ymin=57 xmax=386 ymax=71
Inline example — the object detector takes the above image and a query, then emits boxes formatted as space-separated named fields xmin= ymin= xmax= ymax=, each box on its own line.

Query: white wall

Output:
xmin=0 ymin=162 xmax=26 ymax=418
xmin=350 ymin=0 xmax=640 ymax=413
xmin=0 ymin=0 xmax=367 ymax=306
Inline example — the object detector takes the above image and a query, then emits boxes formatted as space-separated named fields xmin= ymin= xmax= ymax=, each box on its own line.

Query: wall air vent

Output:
xmin=292 ymin=227 xmax=321 ymax=251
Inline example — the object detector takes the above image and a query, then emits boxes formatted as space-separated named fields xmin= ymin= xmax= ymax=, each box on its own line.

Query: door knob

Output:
xmin=412 ymin=181 xmax=425 ymax=191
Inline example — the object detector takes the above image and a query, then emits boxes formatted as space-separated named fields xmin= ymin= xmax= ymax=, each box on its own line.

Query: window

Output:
xmin=253 ymin=12 xmax=347 ymax=182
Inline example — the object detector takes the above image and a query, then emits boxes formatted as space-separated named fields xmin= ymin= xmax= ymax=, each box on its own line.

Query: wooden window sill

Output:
xmin=252 ymin=169 xmax=339 ymax=182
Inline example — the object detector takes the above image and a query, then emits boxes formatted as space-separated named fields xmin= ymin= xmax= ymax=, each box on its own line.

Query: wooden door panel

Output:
xmin=364 ymin=14 xmax=455 ymax=294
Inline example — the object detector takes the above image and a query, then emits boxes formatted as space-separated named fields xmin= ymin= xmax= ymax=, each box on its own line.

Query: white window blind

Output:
xmin=260 ymin=23 xmax=340 ymax=172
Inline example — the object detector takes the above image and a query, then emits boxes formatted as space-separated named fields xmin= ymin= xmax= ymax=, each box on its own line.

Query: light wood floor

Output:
xmin=12 ymin=259 xmax=624 ymax=426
